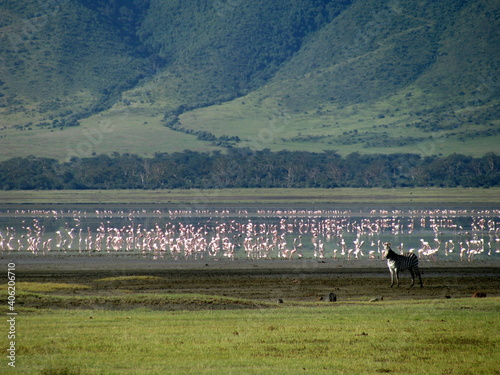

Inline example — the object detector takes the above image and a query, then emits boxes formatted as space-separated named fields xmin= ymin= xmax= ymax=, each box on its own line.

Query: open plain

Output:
xmin=2 ymin=256 xmax=499 ymax=374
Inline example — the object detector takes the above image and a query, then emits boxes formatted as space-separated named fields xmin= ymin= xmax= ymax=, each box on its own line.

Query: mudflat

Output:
xmin=5 ymin=256 xmax=499 ymax=308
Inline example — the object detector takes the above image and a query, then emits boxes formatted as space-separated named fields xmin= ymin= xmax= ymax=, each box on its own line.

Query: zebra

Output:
xmin=384 ymin=242 xmax=423 ymax=288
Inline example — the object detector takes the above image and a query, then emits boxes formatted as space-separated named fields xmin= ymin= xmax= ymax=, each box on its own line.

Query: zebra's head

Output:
xmin=383 ymin=242 xmax=393 ymax=258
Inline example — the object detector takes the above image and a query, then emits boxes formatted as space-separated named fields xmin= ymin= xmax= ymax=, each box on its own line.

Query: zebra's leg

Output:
xmin=409 ymin=269 xmax=415 ymax=287
xmin=389 ymin=268 xmax=395 ymax=287
xmin=395 ymin=269 xmax=400 ymax=287
xmin=415 ymin=268 xmax=423 ymax=288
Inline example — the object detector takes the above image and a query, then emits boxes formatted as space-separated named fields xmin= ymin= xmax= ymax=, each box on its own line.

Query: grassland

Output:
xmin=177 ymin=89 xmax=500 ymax=157
xmin=10 ymin=295 xmax=500 ymax=374
xmin=2 ymin=93 xmax=499 ymax=161
xmin=0 ymin=107 xmax=221 ymax=162
xmin=0 ymin=187 xmax=498 ymax=205
xmin=3 ymin=258 xmax=499 ymax=374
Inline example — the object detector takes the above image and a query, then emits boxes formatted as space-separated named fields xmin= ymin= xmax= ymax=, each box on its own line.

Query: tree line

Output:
xmin=0 ymin=150 xmax=498 ymax=190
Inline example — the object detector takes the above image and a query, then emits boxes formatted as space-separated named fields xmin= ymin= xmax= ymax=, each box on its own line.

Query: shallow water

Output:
xmin=0 ymin=206 xmax=499 ymax=263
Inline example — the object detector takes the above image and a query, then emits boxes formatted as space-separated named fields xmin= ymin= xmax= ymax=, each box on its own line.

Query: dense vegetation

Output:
xmin=0 ymin=0 xmax=149 ymax=125
xmin=1 ymin=0 xmax=498 ymax=161
xmin=1 ymin=151 xmax=498 ymax=190
xmin=0 ymin=0 xmax=349 ymax=124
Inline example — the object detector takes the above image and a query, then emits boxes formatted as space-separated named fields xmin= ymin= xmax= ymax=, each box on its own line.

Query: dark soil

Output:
xmin=5 ymin=256 xmax=499 ymax=309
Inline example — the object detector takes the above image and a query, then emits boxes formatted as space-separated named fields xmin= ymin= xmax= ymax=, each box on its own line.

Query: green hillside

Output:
xmin=0 ymin=0 xmax=148 ymax=127
xmin=174 ymin=0 xmax=500 ymax=156
xmin=0 ymin=0 xmax=498 ymax=161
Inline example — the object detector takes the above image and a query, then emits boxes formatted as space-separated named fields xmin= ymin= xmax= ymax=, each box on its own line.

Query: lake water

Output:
xmin=1 ymin=205 xmax=499 ymax=263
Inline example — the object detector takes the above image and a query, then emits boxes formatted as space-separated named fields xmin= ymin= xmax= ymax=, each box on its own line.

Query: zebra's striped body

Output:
xmin=384 ymin=243 xmax=423 ymax=288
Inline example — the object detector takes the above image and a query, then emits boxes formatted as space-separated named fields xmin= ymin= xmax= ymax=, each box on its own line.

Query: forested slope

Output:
xmin=0 ymin=0 xmax=498 ymax=161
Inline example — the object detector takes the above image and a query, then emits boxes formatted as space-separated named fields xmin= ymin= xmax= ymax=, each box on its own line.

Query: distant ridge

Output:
xmin=0 ymin=0 xmax=498 ymax=160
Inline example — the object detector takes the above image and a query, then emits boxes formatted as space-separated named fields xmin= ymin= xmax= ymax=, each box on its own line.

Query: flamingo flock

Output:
xmin=0 ymin=208 xmax=499 ymax=262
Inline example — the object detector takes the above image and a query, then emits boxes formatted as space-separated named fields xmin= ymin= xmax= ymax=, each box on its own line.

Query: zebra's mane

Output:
xmin=384 ymin=242 xmax=403 ymax=260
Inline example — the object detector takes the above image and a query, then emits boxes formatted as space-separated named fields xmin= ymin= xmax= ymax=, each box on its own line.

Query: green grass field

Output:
xmin=1 ymin=90 xmax=499 ymax=161
xmin=0 ymin=107 xmax=221 ymax=162
xmin=12 ymin=297 xmax=500 ymax=374
xmin=0 ymin=187 xmax=498 ymax=205
xmin=4 ymin=265 xmax=499 ymax=374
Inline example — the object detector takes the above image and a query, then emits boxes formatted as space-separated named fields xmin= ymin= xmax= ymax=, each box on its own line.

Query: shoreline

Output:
xmin=4 ymin=256 xmax=498 ymax=302
xmin=1 ymin=187 xmax=499 ymax=205
xmin=4 ymin=255 xmax=499 ymax=271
